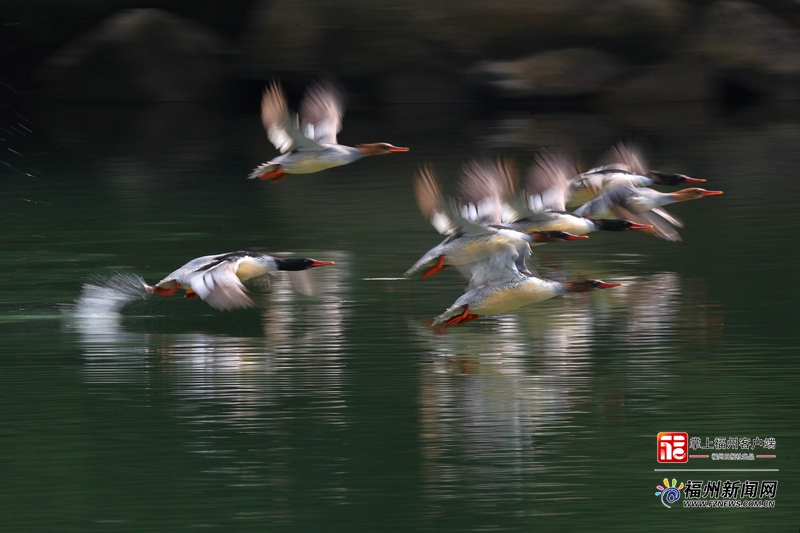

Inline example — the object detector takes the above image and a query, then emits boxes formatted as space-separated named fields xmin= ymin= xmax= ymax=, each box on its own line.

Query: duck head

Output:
xmin=356 ymin=143 xmax=410 ymax=155
xmin=592 ymin=219 xmax=654 ymax=231
xmin=529 ymin=231 xmax=589 ymax=242
xmin=276 ymin=258 xmax=335 ymax=271
xmin=564 ymin=279 xmax=622 ymax=292
xmin=672 ymin=188 xmax=724 ymax=202
xmin=648 ymin=170 xmax=706 ymax=185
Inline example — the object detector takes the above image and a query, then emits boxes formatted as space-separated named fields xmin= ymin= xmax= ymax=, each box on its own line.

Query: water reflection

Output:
xmin=477 ymin=112 xmax=621 ymax=153
xmin=5 ymin=93 xmax=796 ymax=530
xmin=42 ymin=102 xmax=231 ymax=181
xmin=415 ymin=299 xmax=600 ymax=516
xmin=414 ymin=271 xmax=722 ymax=518
xmin=65 ymin=253 xmax=352 ymax=511
xmin=72 ymin=252 xmax=348 ymax=411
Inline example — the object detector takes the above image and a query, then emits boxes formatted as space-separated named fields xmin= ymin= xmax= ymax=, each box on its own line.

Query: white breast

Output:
xmin=471 ymin=278 xmax=563 ymax=315
xmin=275 ymin=146 xmax=361 ymax=174
xmin=544 ymin=214 xmax=595 ymax=235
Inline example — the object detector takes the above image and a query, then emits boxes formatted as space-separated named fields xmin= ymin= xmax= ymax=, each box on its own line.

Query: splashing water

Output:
xmin=73 ymin=272 xmax=149 ymax=317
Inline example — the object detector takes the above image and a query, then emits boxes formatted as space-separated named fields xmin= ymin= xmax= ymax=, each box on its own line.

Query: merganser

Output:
xmin=145 ymin=251 xmax=334 ymax=310
xmin=406 ymin=228 xmax=584 ymax=280
xmin=249 ymin=80 xmax=408 ymax=181
xmin=572 ymin=183 xmax=723 ymax=241
xmin=432 ymin=262 xmax=621 ymax=329
xmin=566 ymin=142 xmax=706 ymax=207
xmin=405 ymin=161 xmax=586 ymax=280
xmin=464 ymin=151 xmax=652 ymax=236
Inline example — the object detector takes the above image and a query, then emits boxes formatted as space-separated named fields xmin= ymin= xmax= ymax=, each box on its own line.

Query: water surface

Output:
xmin=1 ymin=101 xmax=798 ymax=531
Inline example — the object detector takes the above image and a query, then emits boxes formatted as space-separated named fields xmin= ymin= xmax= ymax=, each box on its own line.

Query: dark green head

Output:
xmin=564 ymin=279 xmax=622 ymax=292
xmin=593 ymin=219 xmax=653 ymax=232
xmin=649 ymin=170 xmax=706 ymax=185
xmin=276 ymin=258 xmax=335 ymax=271
xmin=529 ymin=230 xmax=589 ymax=242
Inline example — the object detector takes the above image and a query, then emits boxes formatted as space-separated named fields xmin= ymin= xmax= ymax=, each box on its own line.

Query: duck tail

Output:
xmin=404 ymin=254 xmax=434 ymax=278
xmin=403 ymin=259 xmax=427 ymax=278
xmin=405 ymin=249 xmax=450 ymax=279
xmin=248 ymin=162 xmax=281 ymax=180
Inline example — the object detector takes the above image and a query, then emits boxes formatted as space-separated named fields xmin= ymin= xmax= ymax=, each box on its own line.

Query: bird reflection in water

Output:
xmin=414 ymin=299 xmax=598 ymax=516
xmin=413 ymin=271 xmax=720 ymax=517
xmin=65 ymin=254 xmax=352 ymax=509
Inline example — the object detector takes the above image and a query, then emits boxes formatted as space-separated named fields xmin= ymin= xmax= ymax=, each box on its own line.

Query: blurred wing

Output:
xmin=249 ymin=270 xmax=320 ymax=297
xmin=158 ymin=254 xmax=221 ymax=285
xmin=456 ymin=246 xmax=526 ymax=291
xmin=287 ymin=270 xmax=317 ymax=297
xmin=458 ymin=158 xmax=518 ymax=225
xmin=497 ymin=192 xmax=559 ymax=224
xmin=450 ymin=205 xmax=497 ymax=237
xmin=300 ymin=80 xmax=345 ymax=145
xmin=526 ymin=150 xmax=578 ymax=212
xmin=573 ymin=182 xmax=637 ymax=218
xmin=599 ymin=141 xmax=648 ymax=175
xmin=515 ymin=240 xmax=534 ymax=276
xmin=568 ymin=168 xmax=613 ymax=204
xmin=614 ymin=205 xmax=682 ymax=242
xmin=189 ymin=261 xmax=255 ymax=310
xmin=650 ymin=207 xmax=684 ymax=228
xmin=414 ymin=165 xmax=455 ymax=235
xmin=261 ymin=82 xmax=323 ymax=153
xmin=413 ymin=165 xmax=491 ymax=238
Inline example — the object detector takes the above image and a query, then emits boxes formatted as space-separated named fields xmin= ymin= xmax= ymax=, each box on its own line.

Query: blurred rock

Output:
xmin=602 ymin=57 xmax=716 ymax=104
xmin=29 ymin=0 xmax=800 ymax=107
xmin=239 ymin=1 xmax=476 ymax=88
xmin=695 ymin=1 xmax=800 ymax=75
xmin=38 ymin=9 xmax=232 ymax=102
xmin=471 ymin=48 xmax=629 ymax=98
xmin=691 ymin=1 xmax=800 ymax=99
xmin=238 ymin=0 xmax=688 ymax=102
xmin=376 ymin=70 xmax=473 ymax=104
xmin=239 ymin=0 xmax=322 ymax=73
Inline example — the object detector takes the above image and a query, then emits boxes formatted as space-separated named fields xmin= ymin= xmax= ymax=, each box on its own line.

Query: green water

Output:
xmin=1 ymin=102 xmax=798 ymax=531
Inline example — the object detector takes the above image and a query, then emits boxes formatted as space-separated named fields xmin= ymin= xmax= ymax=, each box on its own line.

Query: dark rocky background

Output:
xmin=3 ymin=0 xmax=799 ymax=185
xmin=3 ymin=0 xmax=799 ymax=106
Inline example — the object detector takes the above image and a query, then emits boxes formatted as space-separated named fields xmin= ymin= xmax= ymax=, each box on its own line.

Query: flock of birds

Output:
xmin=141 ymin=79 xmax=722 ymax=329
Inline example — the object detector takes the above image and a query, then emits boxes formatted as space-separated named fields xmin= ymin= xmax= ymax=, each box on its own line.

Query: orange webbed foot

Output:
xmin=442 ymin=305 xmax=480 ymax=329
xmin=421 ymin=255 xmax=448 ymax=280
xmin=260 ymin=167 xmax=288 ymax=182
xmin=150 ymin=284 xmax=181 ymax=297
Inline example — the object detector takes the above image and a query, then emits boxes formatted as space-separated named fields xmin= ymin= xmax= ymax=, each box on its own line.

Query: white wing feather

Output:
xmin=456 ymin=246 xmax=526 ymax=291
xmin=261 ymin=82 xmax=324 ymax=153
xmin=189 ymin=261 xmax=255 ymax=310
xmin=300 ymin=81 xmax=344 ymax=145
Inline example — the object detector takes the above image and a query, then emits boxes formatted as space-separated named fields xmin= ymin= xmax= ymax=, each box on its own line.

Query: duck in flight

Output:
xmin=146 ymin=251 xmax=334 ymax=310
xmin=249 ymin=80 xmax=409 ymax=182
xmin=405 ymin=160 xmax=586 ymax=280
xmin=458 ymin=151 xmax=653 ymax=236
xmin=431 ymin=247 xmax=621 ymax=329
xmin=566 ymin=141 xmax=707 ymax=207
xmin=573 ymin=183 xmax=723 ymax=241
